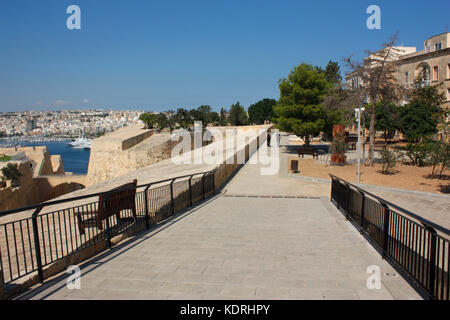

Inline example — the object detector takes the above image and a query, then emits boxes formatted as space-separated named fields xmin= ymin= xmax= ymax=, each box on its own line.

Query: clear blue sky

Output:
xmin=0 ymin=0 xmax=449 ymax=112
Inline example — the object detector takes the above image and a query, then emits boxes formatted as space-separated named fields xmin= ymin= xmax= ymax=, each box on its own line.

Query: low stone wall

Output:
xmin=0 ymin=178 xmax=85 ymax=212
xmin=122 ymin=129 xmax=154 ymax=151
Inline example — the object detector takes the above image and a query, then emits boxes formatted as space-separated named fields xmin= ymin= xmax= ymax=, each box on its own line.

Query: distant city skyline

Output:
xmin=1 ymin=0 xmax=449 ymax=112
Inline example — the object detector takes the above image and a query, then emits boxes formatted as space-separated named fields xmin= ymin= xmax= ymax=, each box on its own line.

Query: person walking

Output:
xmin=267 ymin=128 xmax=271 ymax=147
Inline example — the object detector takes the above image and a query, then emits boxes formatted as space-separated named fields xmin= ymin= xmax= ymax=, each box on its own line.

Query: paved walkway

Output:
xmin=16 ymin=139 xmax=422 ymax=300
xmin=223 ymin=135 xmax=330 ymax=198
xmin=360 ymin=185 xmax=450 ymax=231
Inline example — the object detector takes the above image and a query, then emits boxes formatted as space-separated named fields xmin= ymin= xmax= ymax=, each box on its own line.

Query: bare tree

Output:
xmin=343 ymin=33 xmax=405 ymax=166
xmin=322 ymin=82 xmax=366 ymax=124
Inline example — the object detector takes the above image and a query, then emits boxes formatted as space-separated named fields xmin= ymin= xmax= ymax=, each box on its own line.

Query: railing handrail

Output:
xmin=329 ymin=174 xmax=450 ymax=236
xmin=0 ymin=169 xmax=216 ymax=218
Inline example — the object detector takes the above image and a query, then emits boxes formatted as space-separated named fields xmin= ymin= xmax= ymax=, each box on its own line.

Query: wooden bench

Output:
xmin=76 ymin=179 xmax=138 ymax=235
xmin=298 ymin=147 xmax=318 ymax=159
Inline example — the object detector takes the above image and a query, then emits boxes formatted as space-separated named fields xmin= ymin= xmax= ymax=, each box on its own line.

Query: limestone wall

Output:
xmin=87 ymin=129 xmax=183 ymax=186
xmin=0 ymin=146 xmax=54 ymax=176
xmin=86 ymin=124 xmax=212 ymax=186
xmin=0 ymin=162 xmax=46 ymax=211
xmin=0 ymin=158 xmax=84 ymax=212
xmin=50 ymin=155 xmax=65 ymax=175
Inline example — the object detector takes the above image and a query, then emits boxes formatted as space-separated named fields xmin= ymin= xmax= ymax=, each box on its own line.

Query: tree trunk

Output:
xmin=367 ymin=107 xmax=376 ymax=166
xmin=304 ymin=135 xmax=310 ymax=146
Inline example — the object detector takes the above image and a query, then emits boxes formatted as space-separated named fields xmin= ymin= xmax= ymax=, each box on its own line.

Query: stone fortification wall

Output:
xmin=86 ymin=124 xmax=213 ymax=186
xmin=0 ymin=146 xmax=55 ymax=176
xmin=50 ymin=155 xmax=65 ymax=174
xmin=86 ymin=125 xmax=179 ymax=186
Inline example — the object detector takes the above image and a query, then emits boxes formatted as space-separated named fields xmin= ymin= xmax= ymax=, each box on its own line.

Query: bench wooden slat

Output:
xmin=75 ymin=179 xmax=138 ymax=235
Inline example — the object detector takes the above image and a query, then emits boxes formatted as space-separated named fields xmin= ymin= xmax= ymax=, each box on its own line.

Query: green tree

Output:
xmin=408 ymin=79 xmax=446 ymax=111
xmin=399 ymin=97 xmax=442 ymax=167
xmin=248 ymin=98 xmax=276 ymax=124
xmin=228 ymin=102 xmax=248 ymax=126
xmin=139 ymin=113 xmax=159 ymax=129
xmin=194 ymin=105 xmax=211 ymax=124
xmin=400 ymin=100 xmax=440 ymax=143
xmin=324 ymin=60 xmax=342 ymax=85
xmin=208 ymin=111 xmax=220 ymax=125
xmin=407 ymin=79 xmax=447 ymax=133
xmin=362 ymin=102 xmax=400 ymax=143
xmin=157 ymin=112 xmax=176 ymax=132
xmin=219 ymin=108 xmax=227 ymax=126
xmin=174 ymin=108 xmax=192 ymax=129
xmin=273 ymin=63 xmax=330 ymax=146
xmin=1 ymin=163 xmax=22 ymax=185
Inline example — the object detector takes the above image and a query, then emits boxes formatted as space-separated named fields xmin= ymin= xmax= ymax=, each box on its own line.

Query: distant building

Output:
xmin=26 ymin=118 xmax=36 ymax=134
xmin=346 ymin=32 xmax=450 ymax=109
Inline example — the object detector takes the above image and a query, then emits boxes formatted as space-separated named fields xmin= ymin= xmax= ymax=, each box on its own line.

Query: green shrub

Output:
xmin=380 ymin=148 xmax=398 ymax=174
xmin=404 ymin=140 xmax=435 ymax=167
xmin=428 ymin=140 xmax=450 ymax=178
xmin=1 ymin=163 xmax=22 ymax=185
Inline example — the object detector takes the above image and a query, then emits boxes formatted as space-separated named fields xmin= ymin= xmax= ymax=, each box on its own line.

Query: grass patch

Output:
xmin=0 ymin=156 xmax=12 ymax=162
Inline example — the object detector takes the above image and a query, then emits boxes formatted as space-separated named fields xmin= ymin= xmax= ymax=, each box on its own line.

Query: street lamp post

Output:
xmin=355 ymin=107 xmax=365 ymax=184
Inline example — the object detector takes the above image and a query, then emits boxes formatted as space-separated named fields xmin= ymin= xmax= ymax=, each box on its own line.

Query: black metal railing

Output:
xmin=330 ymin=174 xmax=450 ymax=300
xmin=0 ymin=169 xmax=216 ymax=288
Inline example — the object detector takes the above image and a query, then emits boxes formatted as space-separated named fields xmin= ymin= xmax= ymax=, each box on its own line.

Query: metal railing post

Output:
xmin=103 ymin=197 xmax=112 ymax=249
xmin=381 ymin=202 xmax=391 ymax=259
xmin=426 ymin=226 xmax=438 ymax=299
xmin=330 ymin=177 xmax=335 ymax=203
xmin=170 ymin=180 xmax=175 ymax=216
xmin=202 ymin=174 xmax=206 ymax=200
xmin=359 ymin=191 xmax=366 ymax=232
xmin=31 ymin=206 xmax=44 ymax=283
xmin=345 ymin=182 xmax=351 ymax=220
xmin=144 ymin=186 xmax=150 ymax=229
xmin=188 ymin=176 xmax=193 ymax=207
xmin=0 ymin=245 xmax=4 ymax=299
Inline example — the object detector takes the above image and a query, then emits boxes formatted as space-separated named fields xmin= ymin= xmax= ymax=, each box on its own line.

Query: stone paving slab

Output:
xmin=16 ymin=195 xmax=421 ymax=300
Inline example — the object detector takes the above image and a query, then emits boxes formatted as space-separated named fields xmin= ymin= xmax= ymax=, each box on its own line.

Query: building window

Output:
xmin=425 ymin=45 xmax=431 ymax=53
xmin=433 ymin=66 xmax=439 ymax=81
xmin=435 ymin=42 xmax=442 ymax=51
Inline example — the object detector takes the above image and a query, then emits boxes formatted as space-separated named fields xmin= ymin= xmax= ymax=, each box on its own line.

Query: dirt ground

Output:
xmin=294 ymin=158 xmax=449 ymax=194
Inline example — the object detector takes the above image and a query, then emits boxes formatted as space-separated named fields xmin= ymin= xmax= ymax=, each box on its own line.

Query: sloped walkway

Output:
xmin=16 ymin=140 xmax=422 ymax=300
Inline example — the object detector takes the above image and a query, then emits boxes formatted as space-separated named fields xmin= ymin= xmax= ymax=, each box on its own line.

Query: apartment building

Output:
xmin=346 ymin=32 xmax=450 ymax=109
